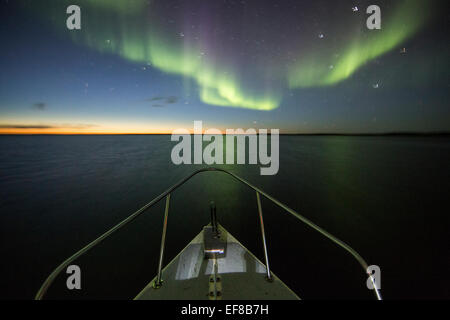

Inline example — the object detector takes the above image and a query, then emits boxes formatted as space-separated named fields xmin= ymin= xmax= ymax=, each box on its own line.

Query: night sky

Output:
xmin=0 ymin=0 xmax=448 ymax=134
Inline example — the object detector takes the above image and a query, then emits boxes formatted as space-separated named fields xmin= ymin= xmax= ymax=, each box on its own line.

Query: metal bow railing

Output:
xmin=35 ymin=167 xmax=382 ymax=300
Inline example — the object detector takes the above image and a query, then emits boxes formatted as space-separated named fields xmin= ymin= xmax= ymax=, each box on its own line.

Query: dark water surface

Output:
xmin=0 ymin=135 xmax=449 ymax=299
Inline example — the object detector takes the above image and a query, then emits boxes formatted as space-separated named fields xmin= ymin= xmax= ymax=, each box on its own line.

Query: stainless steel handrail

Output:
xmin=256 ymin=191 xmax=272 ymax=282
xmin=35 ymin=167 xmax=382 ymax=300
xmin=153 ymin=194 xmax=171 ymax=288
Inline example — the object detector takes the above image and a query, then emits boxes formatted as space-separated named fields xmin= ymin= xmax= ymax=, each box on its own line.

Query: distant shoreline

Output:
xmin=0 ymin=132 xmax=449 ymax=137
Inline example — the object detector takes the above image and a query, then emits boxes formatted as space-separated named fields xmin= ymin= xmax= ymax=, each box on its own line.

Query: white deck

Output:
xmin=135 ymin=225 xmax=300 ymax=300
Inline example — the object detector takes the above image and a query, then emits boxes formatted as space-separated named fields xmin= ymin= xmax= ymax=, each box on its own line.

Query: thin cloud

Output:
xmin=166 ymin=96 xmax=178 ymax=104
xmin=0 ymin=125 xmax=53 ymax=129
xmin=31 ymin=102 xmax=46 ymax=110
xmin=0 ymin=124 xmax=97 ymax=129
xmin=146 ymin=97 xmax=164 ymax=102
xmin=145 ymin=96 xmax=179 ymax=107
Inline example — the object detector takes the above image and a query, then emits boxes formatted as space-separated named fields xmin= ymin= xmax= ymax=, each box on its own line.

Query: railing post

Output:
xmin=153 ymin=193 xmax=171 ymax=288
xmin=210 ymin=201 xmax=218 ymax=234
xmin=368 ymin=274 xmax=383 ymax=300
xmin=256 ymin=191 xmax=272 ymax=282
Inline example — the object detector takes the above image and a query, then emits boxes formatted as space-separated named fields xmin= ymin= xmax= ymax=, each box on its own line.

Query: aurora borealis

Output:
xmin=0 ymin=0 xmax=448 ymax=133
xmin=50 ymin=0 xmax=431 ymax=109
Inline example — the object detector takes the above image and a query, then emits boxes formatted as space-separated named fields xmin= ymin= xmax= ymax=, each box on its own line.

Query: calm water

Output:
xmin=0 ymin=135 xmax=449 ymax=299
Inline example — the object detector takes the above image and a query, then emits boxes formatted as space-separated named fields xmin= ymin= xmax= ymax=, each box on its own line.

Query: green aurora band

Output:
xmin=35 ymin=0 xmax=430 ymax=111
xmin=287 ymin=0 xmax=430 ymax=88
xmin=66 ymin=0 xmax=281 ymax=111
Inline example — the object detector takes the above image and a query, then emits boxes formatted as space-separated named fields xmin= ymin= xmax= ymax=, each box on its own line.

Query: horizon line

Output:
xmin=0 ymin=131 xmax=449 ymax=136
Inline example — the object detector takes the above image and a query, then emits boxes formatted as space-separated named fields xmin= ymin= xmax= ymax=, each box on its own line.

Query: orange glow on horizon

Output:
xmin=0 ymin=127 xmax=231 ymax=135
xmin=0 ymin=129 xmax=271 ymax=135
xmin=0 ymin=121 xmax=187 ymax=135
xmin=0 ymin=128 xmax=175 ymax=135
xmin=0 ymin=122 xmax=277 ymax=135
